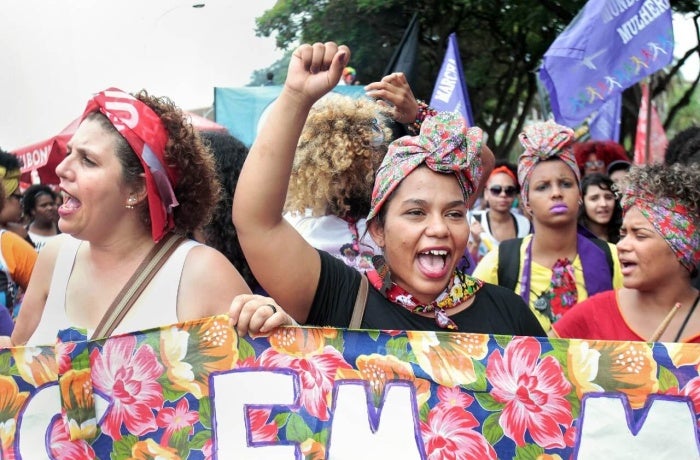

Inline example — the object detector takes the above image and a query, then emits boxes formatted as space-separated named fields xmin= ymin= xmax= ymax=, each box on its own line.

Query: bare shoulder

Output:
xmin=177 ymin=242 xmax=251 ymax=320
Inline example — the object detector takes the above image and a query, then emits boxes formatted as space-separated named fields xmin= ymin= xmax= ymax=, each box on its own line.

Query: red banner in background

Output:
xmin=11 ymin=112 xmax=226 ymax=185
xmin=633 ymin=82 xmax=668 ymax=165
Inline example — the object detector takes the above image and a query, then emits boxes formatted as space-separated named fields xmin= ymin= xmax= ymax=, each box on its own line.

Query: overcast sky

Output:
xmin=0 ymin=4 xmax=697 ymax=151
xmin=0 ymin=0 xmax=283 ymax=150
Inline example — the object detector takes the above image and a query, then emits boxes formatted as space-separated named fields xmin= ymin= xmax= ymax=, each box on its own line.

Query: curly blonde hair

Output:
xmin=625 ymin=162 xmax=700 ymax=217
xmin=285 ymin=94 xmax=393 ymax=220
xmin=87 ymin=90 xmax=220 ymax=235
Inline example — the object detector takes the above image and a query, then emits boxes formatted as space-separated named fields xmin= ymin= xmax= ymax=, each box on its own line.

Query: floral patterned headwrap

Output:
xmin=621 ymin=186 xmax=700 ymax=273
xmin=367 ymin=112 xmax=484 ymax=221
xmin=517 ymin=120 xmax=580 ymax=206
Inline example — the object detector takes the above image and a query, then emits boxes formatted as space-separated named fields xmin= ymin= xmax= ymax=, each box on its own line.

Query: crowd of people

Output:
xmin=0 ymin=41 xmax=696 ymax=349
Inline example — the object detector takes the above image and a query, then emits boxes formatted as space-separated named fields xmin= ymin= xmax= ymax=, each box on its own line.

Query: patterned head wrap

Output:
xmin=367 ymin=112 xmax=484 ymax=221
xmin=621 ymin=186 xmax=700 ymax=273
xmin=82 ymin=88 xmax=179 ymax=242
xmin=517 ymin=120 xmax=580 ymax=206
xmin=0 ymin=166 xmax=21 ymax=198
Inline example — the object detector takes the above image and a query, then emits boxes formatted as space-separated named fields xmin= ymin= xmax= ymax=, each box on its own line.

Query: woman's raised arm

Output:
xmin=232 ymin=42 xmax=350 ymax=323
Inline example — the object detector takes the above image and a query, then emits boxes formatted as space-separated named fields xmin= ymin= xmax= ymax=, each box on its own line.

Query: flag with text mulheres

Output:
xmin=430 ymin=33 xmax=475 ymax=127
xmin=539 ymin=0 xmax=674 ymax=128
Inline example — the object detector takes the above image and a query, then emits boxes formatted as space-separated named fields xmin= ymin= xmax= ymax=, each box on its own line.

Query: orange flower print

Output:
xmin=59 ymin=368 xmax=97 ymax=440
xmin=0 ymin=375 xmax=30 ymax=456
xmin=300 ymin=438 xmax=325 ymax=460
xmin=407 ymin=331 xmax=489 ymax=387
xmin=127 ymin=438 xmax=180 ymax=460
xmin=268 ymin=327 xmax=339 ymax=357
xmin=664 ymin=342 xmax=700 ymax=369
xmin=12 ymin=346 xmax=57 ymax=387
xmin=337 ymin=354 xmax=431 ymax=407
xmin=567 ymin=340 xmax=658 ymax=409
xmin=161 ymin=316 xmax=236 ymax=398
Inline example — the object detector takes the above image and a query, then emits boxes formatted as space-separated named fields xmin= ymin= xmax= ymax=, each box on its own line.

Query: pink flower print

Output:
xmin=55 ymin=340 xmax=77 ymax=374
xmin=156 ymin=398 xmax=199 ymax=446
xmin=421 ymin=405 xmax=496 ymax=460
xmin=257 ymin=346 xmax=352 ymax=421
xmin=249 ymin=408 xmax=278 ymax=442
xmin=436 ymin=385 xmax=474 ymax=411
xmin=48 ymin=417 xmax=95 ymax=460
xmin=486 ymin=336 xmax=573 ymax=448
xmin=91 ymin=336 xmax=165 ymax=440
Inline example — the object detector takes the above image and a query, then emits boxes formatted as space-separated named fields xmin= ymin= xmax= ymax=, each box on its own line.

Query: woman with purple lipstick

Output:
xmin=473 ymin=121 xmax=623 ymax=333
xmin=230 ymin=42 xmax=544 ymax=337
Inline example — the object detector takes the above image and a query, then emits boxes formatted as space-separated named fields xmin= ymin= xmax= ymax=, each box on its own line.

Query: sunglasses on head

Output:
xmin=489 ymin=185 xmax=517 ymax=197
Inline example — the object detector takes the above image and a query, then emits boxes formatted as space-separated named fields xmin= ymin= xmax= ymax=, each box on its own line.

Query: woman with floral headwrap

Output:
xmin=5 ymin=88 xmax=287 ymax=347
xmin=554 ymin=163 xmax=700 ymax=342
xmin=473 ymin=120 xmax=623 ymax=333
xmin=231 ymin=42 xmax=544 ymax=337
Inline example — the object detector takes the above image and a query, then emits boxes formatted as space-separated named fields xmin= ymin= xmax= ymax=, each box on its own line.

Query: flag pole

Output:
xmin=644 ymin=79 xmax=652 ymax=164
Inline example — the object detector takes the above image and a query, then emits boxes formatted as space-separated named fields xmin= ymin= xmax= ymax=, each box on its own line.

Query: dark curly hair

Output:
xmin=579 ymin=173 xmax=622 ymax=243
xmin=85 ymin=90 xmax=220 ymax=237
xmin=22 ymin=184 xmax=57 ymax=218
xmin=200 ymin=131 xmax=258 ymax=290
xmin=665 ymin=125 xmax=700 ymax=166
xmin=574 ymin=140 xmax=629 ymax=174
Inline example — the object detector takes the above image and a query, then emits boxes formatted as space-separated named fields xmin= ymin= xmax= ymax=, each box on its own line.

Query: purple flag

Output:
xmin=430 ymin=33 xmax=475 ymax=127
xmin=539 ymin=0 xmax=674 ymax=128
xmin=588 ymin=93 xmax=621 ymax=141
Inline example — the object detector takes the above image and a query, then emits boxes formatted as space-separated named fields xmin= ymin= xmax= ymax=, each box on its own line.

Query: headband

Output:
xmin=367 ymin=112 xmax=483 ymax=221
xmin=82 ymin=88 xmax=179 ymax=242
xmin=621 ymin=187 xmax=700 ymax=273
xmin=489 ymin=165 xmax=517 ymax=183
xmin=0 ymin=166 xmax=21 ymax=197
xmin=517 ymin=120 xmax=579 ymax=206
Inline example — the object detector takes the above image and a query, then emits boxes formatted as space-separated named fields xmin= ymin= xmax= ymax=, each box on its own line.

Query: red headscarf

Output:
xmin=81 ymin=88 xmax=179 ymax=242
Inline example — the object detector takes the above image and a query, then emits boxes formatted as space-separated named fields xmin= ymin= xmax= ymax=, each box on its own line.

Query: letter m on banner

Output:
xmin=430 ymin=33 xmax=475 ymax=127
xmin=538 ymin=0 xmax=674 ymax=128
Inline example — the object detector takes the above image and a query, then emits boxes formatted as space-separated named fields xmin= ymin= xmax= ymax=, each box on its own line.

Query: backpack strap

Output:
xmin=349 ymin=274 xmax=369 ymax=329
xmin=497 ymin=238 xmax=523 ymax=291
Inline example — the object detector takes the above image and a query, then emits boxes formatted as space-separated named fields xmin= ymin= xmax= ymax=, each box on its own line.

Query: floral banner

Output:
xmin=1 ymin=315 xmax=700 ymax=459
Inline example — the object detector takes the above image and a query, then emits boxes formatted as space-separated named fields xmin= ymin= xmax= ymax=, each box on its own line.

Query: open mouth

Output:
xmin=60 ymin=191 xmax=81 ymax=211
xmin=417 ymin=249 xmax=450 ymax=278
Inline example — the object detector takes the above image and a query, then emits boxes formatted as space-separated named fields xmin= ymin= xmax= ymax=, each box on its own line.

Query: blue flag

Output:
xmin=430 ymin=33 xmax=475 ymax=127
xmin=588 ymin=93 xmax=621 ymax=141
xmin=539 ymin=0 xmax=674 ymax=128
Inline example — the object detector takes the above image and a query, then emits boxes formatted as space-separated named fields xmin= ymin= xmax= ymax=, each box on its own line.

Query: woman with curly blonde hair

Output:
xmin=8 ymin=88 xmax=267 ymax=346
xmin=284 ymin=93 xmax=393 ymax=271
xmin=554 ymin=163 xmax=700 ymax=342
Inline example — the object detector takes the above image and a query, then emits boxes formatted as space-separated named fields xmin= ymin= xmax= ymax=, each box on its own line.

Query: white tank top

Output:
xmin=28 ymin=235 xmax=199 ymax=346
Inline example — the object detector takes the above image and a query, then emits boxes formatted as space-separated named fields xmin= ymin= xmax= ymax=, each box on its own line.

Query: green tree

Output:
xmin=253 ymin=1 xmax=700 ymax=158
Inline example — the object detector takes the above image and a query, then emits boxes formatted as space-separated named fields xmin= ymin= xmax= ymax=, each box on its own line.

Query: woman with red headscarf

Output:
xmin=7 ymin=88 xmax=265 ymax=346
xmin=469 ymin=161 xmax=531 ymax=262
xmin=554 ymin=163 xmax=700 ymax=342
xmin=230 ymin=42 xmax=544 ymax=337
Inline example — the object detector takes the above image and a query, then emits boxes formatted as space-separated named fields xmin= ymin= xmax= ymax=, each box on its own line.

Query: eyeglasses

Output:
xmin=489 ymin=185 xmax=517 ymax=197
xmin=585 ymin=160 xmax=605 ymax=169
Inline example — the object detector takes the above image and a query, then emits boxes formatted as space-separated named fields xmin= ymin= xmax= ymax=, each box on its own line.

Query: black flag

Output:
xmin=383 ymin=13 xmax=419 ymax=87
